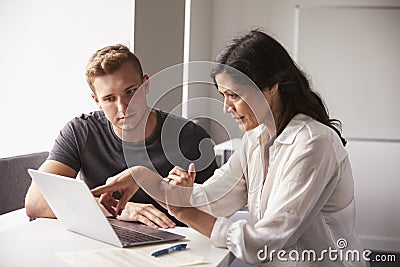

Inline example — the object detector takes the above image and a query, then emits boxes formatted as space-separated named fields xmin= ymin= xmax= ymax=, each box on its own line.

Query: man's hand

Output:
xmin=118 ymin=202 xmax=175 ymax=229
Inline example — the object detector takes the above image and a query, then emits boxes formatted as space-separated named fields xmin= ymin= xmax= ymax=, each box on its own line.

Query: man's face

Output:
xmin=91 ymin=61 xmax=149 ymax=138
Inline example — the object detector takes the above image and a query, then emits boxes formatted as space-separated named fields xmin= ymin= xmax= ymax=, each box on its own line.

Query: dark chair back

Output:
xmin=0 ymin=152 xmax=48 ymax=215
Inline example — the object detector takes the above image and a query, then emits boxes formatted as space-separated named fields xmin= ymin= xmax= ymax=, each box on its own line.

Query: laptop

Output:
xmin=28 ymin=169 xmax=185 ymax=248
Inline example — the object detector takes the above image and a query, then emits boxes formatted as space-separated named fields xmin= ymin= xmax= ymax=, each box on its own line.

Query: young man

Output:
xmin=25 ymin=44 xmax=218 ymax=228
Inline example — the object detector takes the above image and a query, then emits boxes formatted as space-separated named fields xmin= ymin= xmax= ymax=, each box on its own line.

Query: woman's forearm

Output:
xmin=129 ymin=166 xmax=217 ymax=236
xmin=175 ymin=207 xmax=217 ymax=237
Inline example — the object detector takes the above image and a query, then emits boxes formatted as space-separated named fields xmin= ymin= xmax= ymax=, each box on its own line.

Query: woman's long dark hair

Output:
xmin=211 ymin=30 xmax=347 ymax=146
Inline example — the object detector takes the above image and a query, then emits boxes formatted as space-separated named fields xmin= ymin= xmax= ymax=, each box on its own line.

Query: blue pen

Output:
xmin=151 ymin=244 xmax=187 ymax=257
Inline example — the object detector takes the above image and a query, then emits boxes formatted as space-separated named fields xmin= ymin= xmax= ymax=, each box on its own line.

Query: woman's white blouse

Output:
xmin=191 ymin=114 xmax=367 ymax=266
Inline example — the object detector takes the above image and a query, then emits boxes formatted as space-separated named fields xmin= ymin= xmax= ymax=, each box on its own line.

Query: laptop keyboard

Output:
xmin=111 ymin=223 xmax=162 ymax=244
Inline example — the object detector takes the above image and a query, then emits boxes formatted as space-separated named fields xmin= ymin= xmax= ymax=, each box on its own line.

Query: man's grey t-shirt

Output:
xmin=48 ymin=109 xmax=218 ymax=226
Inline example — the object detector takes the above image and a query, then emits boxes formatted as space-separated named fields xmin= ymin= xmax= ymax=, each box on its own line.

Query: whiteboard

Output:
xmin=297 ymin=6 xmax=400 ymax=140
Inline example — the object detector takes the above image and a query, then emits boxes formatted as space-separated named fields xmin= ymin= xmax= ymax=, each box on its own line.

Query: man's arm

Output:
xmin=26 ymin=160 xmax=175 ymax=228
xmin=25 ymin=160 xmax=113 ymax=219
xmin=25 ymin=160 xmax=77 ymax=218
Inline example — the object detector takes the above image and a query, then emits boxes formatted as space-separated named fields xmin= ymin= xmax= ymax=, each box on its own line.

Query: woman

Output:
xmin=93 ymin=30 xmax=366 ymax=266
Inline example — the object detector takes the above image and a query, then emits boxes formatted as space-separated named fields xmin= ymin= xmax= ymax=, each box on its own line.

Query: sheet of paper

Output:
xmin=57 ymin=244 xmax=208 ymax=267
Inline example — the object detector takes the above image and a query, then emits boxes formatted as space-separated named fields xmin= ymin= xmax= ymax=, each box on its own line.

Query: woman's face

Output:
xmin=215 ymin=72 xmax=272 ymax=132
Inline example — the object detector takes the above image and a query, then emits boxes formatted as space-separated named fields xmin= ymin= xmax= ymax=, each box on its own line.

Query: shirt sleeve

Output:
xmin=48 ymin=118 xmax=87 ymax=172
xmin=191 ymin=137 xmax=248 ymax=218
xmin=210 ymin=135 xmax=341 ymax=264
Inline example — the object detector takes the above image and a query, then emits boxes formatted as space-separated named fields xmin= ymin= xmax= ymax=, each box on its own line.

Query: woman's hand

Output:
xmin=163 ymin=163 xmax=196 ymax=217
xmin=166 ymin=163 xmax=196 ymax=187
xmin=92 ymin=168 xmax=140 ymax=217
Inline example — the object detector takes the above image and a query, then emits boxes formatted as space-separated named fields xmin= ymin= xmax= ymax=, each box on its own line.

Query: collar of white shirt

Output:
xmin=275 ymin=113 xmax=313 ymax=145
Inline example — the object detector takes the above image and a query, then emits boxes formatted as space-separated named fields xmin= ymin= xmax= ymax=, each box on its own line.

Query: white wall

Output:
xmin=296 ymin=2 xmax=400 ymax=251
xmin=0 ymin=0 xmax=133 ymax=158
xmin=134 ymin=0 xmax=185 ymax=116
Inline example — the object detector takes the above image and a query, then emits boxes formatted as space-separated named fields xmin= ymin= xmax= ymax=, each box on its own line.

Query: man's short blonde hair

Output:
xmin=85 ymin=44 xmax=143 ymax=92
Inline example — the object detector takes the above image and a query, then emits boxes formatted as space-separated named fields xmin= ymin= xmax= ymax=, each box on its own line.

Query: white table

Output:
xmin=0 ymin=209 xmax=234 ymax=267
xmin=0 ymin=208 xmax=29 ymax=232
